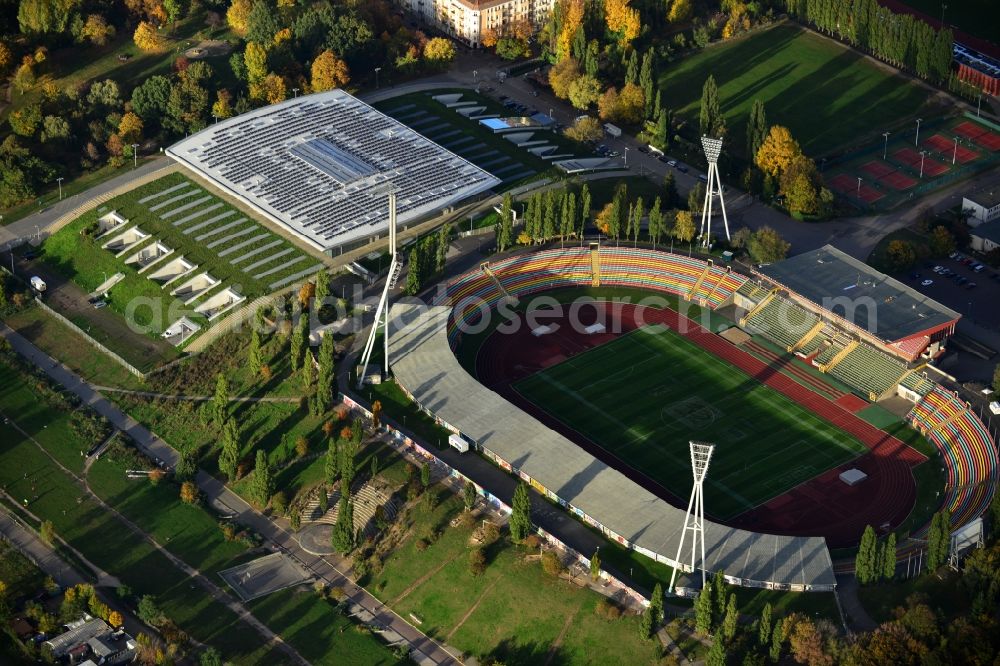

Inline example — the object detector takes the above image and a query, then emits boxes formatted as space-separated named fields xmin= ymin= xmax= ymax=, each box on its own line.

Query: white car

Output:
xmin=990 ymin=401 xmax=1000 ymax=415
xmin=921 ymin=279 xmax=934 ymax=286
xmin=932 ymin=266 xmax=944 ymax=273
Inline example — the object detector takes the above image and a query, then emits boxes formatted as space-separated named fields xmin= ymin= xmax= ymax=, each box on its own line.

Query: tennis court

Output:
xmin=954 ymin=120 xmax=1000 ymax=151
xmin=828 ymin=173 xmax=885 ymax=203
xmin=892 ymin=147 xmax=950 ymax=177
xmin=924 ymin=133 xmax=980 ymax=163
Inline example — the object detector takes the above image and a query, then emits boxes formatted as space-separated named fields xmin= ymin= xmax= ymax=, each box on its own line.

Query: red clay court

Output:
xmin=954 ymin=120 xmax=1000 ymax=151
xmin=859 ymin=160 xmax=917 ymax=191
xmin=829 ymin=173 xmax=884 ymax=202
xmin=475 ymin=302 xmax=924 ymax=548
xmin=892 ymin=147 xmax=950 ymax=177
xmin=924 ymin=133 xmax=981 ymax=163
xmin=860 ymin=160 xmax=893 ymax=178
xmin=881 ymin=170 xmax=918 ymax=190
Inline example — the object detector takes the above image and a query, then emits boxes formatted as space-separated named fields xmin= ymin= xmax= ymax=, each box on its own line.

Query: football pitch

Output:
xmin=513 ymin=324 xmax=867 ymax=519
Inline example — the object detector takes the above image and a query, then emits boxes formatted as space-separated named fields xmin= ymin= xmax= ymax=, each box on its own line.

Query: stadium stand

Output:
xmin=827 ymin=343 xmax=908 ymax=400
xmin=439 ymin=247 xmax=749 ymax=344
xmin=908 ymin=384 xmax=999 ymax=531
xmin=742 ymin=296 xmax=820 ymax=351
xmin=389 ymin=301 xmax=836 ymax=591
xmin=167 ymin=89 xmax=501 ymax=252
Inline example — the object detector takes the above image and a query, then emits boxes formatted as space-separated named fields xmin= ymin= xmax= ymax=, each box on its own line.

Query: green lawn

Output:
xmin=368 ymin=491 xmax=662 ymax=664
xmin=40 ymin=172 xmax=322 ymax=337
xmin=514 ymin=324 xmax=868 ymax=519
xmin=0 ymin=540 xmax=46 ymax=601
xmin=4 ymin=306 xmax=143 ymax=389
xmin=659 ymin=22 xmax=932 ymax=156
xmin=250 ymin=588 xmax=403 ymax=666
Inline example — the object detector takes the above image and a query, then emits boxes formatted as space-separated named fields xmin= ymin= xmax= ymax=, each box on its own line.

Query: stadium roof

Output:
xmin=167 ymin=90 xmax=501 ymax=251
xmin=758 ymin=245 xmax=960 ymax=342
xmin=388 ymin=302 xmax=836 ymax=589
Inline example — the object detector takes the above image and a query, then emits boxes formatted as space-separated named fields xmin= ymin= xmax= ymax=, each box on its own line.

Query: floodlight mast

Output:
xmin=698 ymin=137 xmax=730 ymax=249
xmin=356 ymin=192 xmax=398 ymax=389
xmin=668 ymin=442 xmax=715 ymax=594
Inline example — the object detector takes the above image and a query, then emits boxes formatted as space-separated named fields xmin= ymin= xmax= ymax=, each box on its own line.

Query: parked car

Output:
xmin=921 ymin=279 xmax=934 ymax=286
xmin=932 ymin=265 xmax=944 ymax=273
xmin=657 ymin=155 xmax=669 ymax=163
xmin=637 ymin=146 xmax=649 ymax=153
xmin=677 ymin=165 xmax=689 ymax=173
xmin=973 ymin=263 xmax=985 ymax=272
xmin=965 ymin=282 xmax=977 ymax=289
xmin=667 ymin=159 xmax=678 ymax=167
xmin=949 ymin=251 xmax=961 ymax=259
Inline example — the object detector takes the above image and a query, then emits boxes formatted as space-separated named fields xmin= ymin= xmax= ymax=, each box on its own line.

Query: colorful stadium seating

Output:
xmin=440 ymin=248 xmax=749 ymax=344
xmin=908 ymin=384 xmax=999 ymax=532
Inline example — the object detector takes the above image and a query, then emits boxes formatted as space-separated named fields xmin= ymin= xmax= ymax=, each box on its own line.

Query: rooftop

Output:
xmin=167 ymin=90 xmax=500 ymax=251
xmin=44 ymin=619 xmax=110 ymax=657
xmin=758 ymin=245 xmax=960 ymax=343
xmin=971 ymin=219 xmax=1000 ymax=243
xmin=965 ymin=189 xmax=1000 ymax=209
xmin=387 ymin=303 xmax=836 ymax=589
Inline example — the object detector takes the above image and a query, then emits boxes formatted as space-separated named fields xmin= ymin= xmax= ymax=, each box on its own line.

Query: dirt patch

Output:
xmin=184 ymin=40 xmax=233 ymax=59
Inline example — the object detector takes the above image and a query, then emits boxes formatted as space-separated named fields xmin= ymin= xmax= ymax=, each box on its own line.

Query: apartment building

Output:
xmin=397 ymin=0 xmax=554 ymax=48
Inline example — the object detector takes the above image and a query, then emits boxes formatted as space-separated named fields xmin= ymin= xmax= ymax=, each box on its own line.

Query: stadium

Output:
xmin=165 ymin=88 xmax=997 ymax=593
xmin=387 ymin=245 xmax=999 ymax=592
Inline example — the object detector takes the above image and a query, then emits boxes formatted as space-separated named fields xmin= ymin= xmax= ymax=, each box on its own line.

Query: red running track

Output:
xmin=474 ymin=301 xmax=924 ymax=548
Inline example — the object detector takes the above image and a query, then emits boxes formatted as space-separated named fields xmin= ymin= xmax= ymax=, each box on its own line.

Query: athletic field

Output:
xmin=658 ymin=22 xmax=929 ymax=155
xmin=513 ymin=324 xmax=867 ymax=519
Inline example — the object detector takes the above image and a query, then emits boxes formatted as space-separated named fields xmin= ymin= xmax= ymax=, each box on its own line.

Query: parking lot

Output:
xmin=903 ymin=252 xmax=1000 ymax=329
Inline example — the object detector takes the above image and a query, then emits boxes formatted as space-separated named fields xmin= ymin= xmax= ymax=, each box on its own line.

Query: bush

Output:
xmin=415 ymin=538 xmax=428 ymax=552
xmin=270 ymin=491 xmax=287 ymax=515
xmin=541 ymin=551 xmax=565 ymax=577
xmin=595 ymin=598 xmax=623 ymax=621
xmin=523 ymin=534 xmax=541 ymax=550
xmin=469 ymin=547 xmax=487 ymax=576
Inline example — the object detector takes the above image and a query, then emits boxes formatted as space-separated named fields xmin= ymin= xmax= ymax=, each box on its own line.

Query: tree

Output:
xmin=722 ymin=593 xmax=738 ymax=641
xmin=648 ymin=196 xmax=665 ymax=248
xmin=673 ymin=210 xmax=695 ymax=243
xmin=18 ymin=0 xmax=79 ymax=35
xmin=667 ymin=0 xmax=692 ymax=23
xmin=133 ymin=21 xmax=163 ymax=51
xmin=748 ymin=226 xmax=790 ymax=263
xmin=79 ymin=14 xmax=115 ymax=46
xmin=227 ymin=0 xmax=252 ymax=35
xmin=131 ymin=76 xmax=172 ymax=124
xmin=290 ymin=314 xmax=307 ymax=373
xmin=420 ymin=462 xmax=431 ymax=489
xmin=253 ymin=73 xmax=287 ymax=105
xmin=463 ymin=480 xmax=477 ymax=511
xmin=580 ymin=184 xmax=591 ymax=235
xmin=549 ymin=57 xmax=581 ymax=99
xmin=137 ymin=596 xmax=161 ymax=626
xmin=251 ymin=449 xmax=273 ymax=507
xmin=331 ymin=494 xmax=355 ymax=552
xmin=930 ymin=226 xmax=956 ymax=257
xmin=495 ymin=37 xmax=530 ymax=61
xmin=325 ymin=438 xmax=338 ymax=484
xmin=927 ymin=508 xmax=951 ymax=570
xmin=567 ymin=75 xmax=601 ymax=110
xmin=107 ymin=610 xmax=124 ymax=628
xmin=199 ymin=647 xmax=223 ymax=666
xmin=0 ymin=44 xmax=11 ymax=75
xmin=8 ymin=104 xmax=41 ymax=138
xmin=40 ymin=520 xmax=55 ymax=545
xmin=509 ymin=482 xmax=533 ymax=542
xmin=759 ymin=601 xmax=773 ymax=645
xmin=12 ymin=62 xmax=35 ymax=94
xmin=653 ymin=109 xmax=669 ymax=149
xmin=245 ymin=0 xmax=278 ymax=43
xmin=855 ymin=525 xmax=877 ymax=585
xmin=746 ymin=99 xmax=768 ymax=162
xmin=497 ymin=193 xmax=514 ymax=252
xmin=404 ymin=247 xmax=421 ymax=295
xmin=769 ymin=617 xmax=785 ymax=661
xmin=688 ymin=181 xmax=705 ymax=214
xmin=785 ymin=172 xmax=820 ymax=216
xmin=785 ymin=615 xmax=832 ymax=666
xmin=590 ymin=550 xmax=601 ymax=581
xmin=424 ymin=37 xmax=456 ymax=65
xmin=118 ymin=112 xmax=144 ymax=145
xmin=706 ymin=638 xmax=726 ymax=666
xmin=639 ymin=606 xmax=654 ymax=639
xmin=993 ymin=363 xmax=1000 ymax=394
xmin=180 ymin=481 xmax=199 ymax=504
xmin=469 ymin=547 xmax=487 ymax=576
xmin=247 ymin=327 xmax=263 ymax=377
xmin=213 ymin=374 xmax=229 ymax=424
xmin=881 ymin=533 xmax=896 ymax=580
xmin=310 ymin=50 xmax=350 ymax=92
xmin=316 ymin=333 xmax=335 ymax=412
xmin=699 ymin=75 xmax=724 ymax=138
xmin=565 ymin=116 xmax=603 ymax=142
xmin=756 ymin=125 xmax=802 ymax=178
xmin=886 ymin=240 xmax=917 ymax=272
xmin=605 ymin=0 xmax=640 ymax=43
xmin=662 ymin=172 xmax=679 ymax=208
xmin=695 ymin=583 xmax=713 ymax=635
xmin=243 ymin=42 xmax=268 ymax=84
xmin=219 ymin=419 xmax=240 ymax=480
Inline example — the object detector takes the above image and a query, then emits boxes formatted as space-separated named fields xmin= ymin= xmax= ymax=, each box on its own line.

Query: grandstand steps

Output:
xmin=739 ymin=288 xmax=778 ymax=326
xmin=700 ymin=267 xmax=728 ymax=308
xmin=790 ymin=320 xmax=826 ymax=354
xmin=686 ymin=263 xmax=711 ymax=302
xmin=481 ymin=262 xmax=519 ymax=307
xmin=819 ymin=339 xmax=857 ymax=373
xmin=590 ymin=245 xmax=600 ymax=287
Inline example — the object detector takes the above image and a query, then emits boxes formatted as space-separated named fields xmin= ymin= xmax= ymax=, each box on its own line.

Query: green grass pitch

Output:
xmin=513 ymin=324 xmax=867 ymax=520
xmin=659 ymin=22 xmax=931 ymax=156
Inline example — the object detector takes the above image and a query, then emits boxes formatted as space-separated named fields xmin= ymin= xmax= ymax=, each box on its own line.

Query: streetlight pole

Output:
xmin=213 ymin=114 xmax=219 ymax=124
xmin=131 ymin=144 xmax=139 ymax=168
xmin=374 ymin=67 xmax=381 ymax=90
xmin=857 ymin=177 xmax=862 ymax=196
xmin=623 ymin=147 xmax=629 ymax=167
xmin=940 ymin=2 xmax=948 ymax=25
xmin=977 ymin=94 xmax=982 ymax=117
xmin=915 ymin=118 xmax=922 ymax=147
xmin=919 ymin=150 xmax=926 ymax=178
xmin=953 ymin=136 xmax=958 ymax=164
xmin=473 ymin=69 xmax=477 ymax=82
xmin=882 ymin=131 xmax=891 ymax=159
xmin=56 ymin=177 xmax=63 ymax=200
xmin=292 ymin=88 xmax=299 ymax=98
